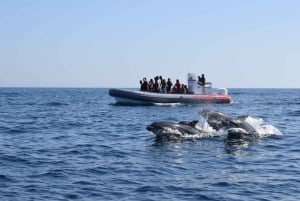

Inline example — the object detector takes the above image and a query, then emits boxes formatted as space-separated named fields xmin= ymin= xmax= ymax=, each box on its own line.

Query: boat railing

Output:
xmin=204 ymin=82 xmax=212 ymax=88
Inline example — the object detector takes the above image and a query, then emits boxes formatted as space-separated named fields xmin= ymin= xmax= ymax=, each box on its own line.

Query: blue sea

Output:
xmin=0 ymin=88 xmax=299 ymax=200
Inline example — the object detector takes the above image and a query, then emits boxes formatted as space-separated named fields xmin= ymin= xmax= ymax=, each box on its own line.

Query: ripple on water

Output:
xmin=42 ymin=101 xmax=69 ymax=107
xmin=0 ymin=88 xmax=299 ymax=201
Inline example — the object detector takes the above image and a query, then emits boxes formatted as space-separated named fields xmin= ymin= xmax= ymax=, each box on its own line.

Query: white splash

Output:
xmin=154 ymin=103 xmax=182 ymax=106
xmin=244 ymin=116 xmax=282 ymax=136
xmin=180 ymin=121 xmax=227 ymax=139
xmin=201 ymin=121 xmax=227 ymax=137
xmin=180 ymin=116 xmax=282 ymax=139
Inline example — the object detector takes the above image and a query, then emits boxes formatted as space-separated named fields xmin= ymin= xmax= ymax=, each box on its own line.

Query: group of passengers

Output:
xmin=140 ymin=74 xmax=207 ymax=94
xmin=139 ymin=76 xmax=189 ymax=94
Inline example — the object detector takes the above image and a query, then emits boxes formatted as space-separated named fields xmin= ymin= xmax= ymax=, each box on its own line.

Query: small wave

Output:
xmin=64 ymin=194 xmax=80 ymax=200
xmin=0 ymin=174 xmax=13 ymax=182
xmin=33 ymin=169 xmax=69 ymax=179
xmin=25 ymin=102 xmax=37 ymax=106
xmin=0 ymin=92 xmax=20 ymax=97
xmin=8 ymin=128 xmax=26 ymax=134
xmin=212 ymin=181 xmax=231 ymax=187
xmin=73 ymin=180 xmax=96 ymax=185
xmin=1 ymin=154 xmax=29 ymax=164
xmin=85 ymin=167 xmax=108 ymax=175
xmin=43 ymin=102 xmax=68 ymax=106
xmin=135 ymin=185 xmax=163 ymax=193
xmin=288 ymin=110 xmax=300 ymax=117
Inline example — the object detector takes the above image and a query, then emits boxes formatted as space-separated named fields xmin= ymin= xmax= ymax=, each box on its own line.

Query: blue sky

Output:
xmin=0 ymin=0 xmax=299 ymax=88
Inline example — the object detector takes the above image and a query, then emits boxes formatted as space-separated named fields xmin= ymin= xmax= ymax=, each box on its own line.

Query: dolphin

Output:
xmin=146 ymin=120 xmax=202 ymax=140
xmin=199 ymin=109 xmax=259 ymax=143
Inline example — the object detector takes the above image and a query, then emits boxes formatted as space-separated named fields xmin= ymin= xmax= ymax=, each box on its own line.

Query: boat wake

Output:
xmin=154 ymin=103 xmax=183 ymax=107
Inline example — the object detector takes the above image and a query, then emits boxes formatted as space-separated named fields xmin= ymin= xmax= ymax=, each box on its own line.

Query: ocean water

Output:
xmin=0 ymin=88 xmax=299 ymax=201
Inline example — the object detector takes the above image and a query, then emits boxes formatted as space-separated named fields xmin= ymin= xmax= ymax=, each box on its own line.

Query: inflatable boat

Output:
xmin=109 ymin=73 xmax=232 ymax=105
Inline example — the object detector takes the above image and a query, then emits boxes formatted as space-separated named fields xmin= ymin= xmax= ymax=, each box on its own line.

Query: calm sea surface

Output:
xmin=0 ymin=88 xmax=299 ymax=200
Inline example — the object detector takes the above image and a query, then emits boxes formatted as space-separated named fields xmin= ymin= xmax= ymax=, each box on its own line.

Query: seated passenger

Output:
xmin=174 ymin=79 xmax=181 ymax=93
xmin=171 ymin=86 xmax=177 ymax=94
xmin=179 ymin=84 xmax=187 ymax=94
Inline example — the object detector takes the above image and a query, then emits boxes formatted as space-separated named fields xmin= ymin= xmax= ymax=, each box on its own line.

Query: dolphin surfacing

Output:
xmin=199 ymin=109 xmax=259 ymax=143
xmin=146 ymin=120 xmax=202 ymax=140
xmin=147 ymin=109 xmax=261 ymax=143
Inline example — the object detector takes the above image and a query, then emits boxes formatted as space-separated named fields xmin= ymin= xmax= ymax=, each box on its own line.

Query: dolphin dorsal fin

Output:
xmin=178 ymin=120 xmax=199 ymax=128
xmin=188 ymin=120 xmax=199 ymax=128
xmin=237 ymin=115 xmax=249 ymax=121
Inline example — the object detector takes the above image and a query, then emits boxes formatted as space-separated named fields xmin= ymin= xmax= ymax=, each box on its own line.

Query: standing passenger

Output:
xmin=148 ymin=79 xmax=154 ymax=92
xmin=161 ymin=79 xmax=167 ymax=93
xmin=141 ymin=77 xmax=148 ymax=91
xmin=153 ymin=78 xmax=160 ymax=93
xmin=166 ymin=78 xmax=173 ymax=93
xmin=140 ymin=80 xmax=143 ymax=91
xmin=198 ymin=74 xmax=206 ymax=94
